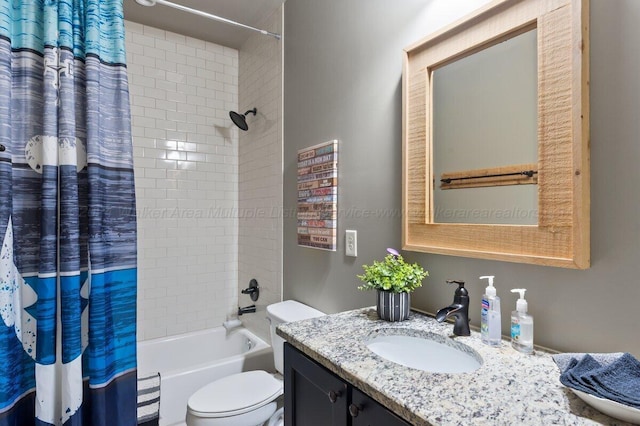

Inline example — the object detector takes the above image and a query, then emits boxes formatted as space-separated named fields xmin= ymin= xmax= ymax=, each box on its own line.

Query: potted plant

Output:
xmin=357 ymin=248 xmax=428 ymax=321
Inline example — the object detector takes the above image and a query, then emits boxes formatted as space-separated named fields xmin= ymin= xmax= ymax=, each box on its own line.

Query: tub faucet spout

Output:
xmin=435 ymin=280 xmax=470 ymax=336
xmin=238 ymin=305 xmax=256 ymax=316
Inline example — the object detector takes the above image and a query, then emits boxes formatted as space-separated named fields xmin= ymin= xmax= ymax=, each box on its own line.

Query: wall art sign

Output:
xmin=297 ymin=140 xmax=338 ymax=251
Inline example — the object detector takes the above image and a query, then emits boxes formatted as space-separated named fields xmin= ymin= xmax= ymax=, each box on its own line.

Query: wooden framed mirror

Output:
xmin=402 ymin=0 xmax=589 ymax=268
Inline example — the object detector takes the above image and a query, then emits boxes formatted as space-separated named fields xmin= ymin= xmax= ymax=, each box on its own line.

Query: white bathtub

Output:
xmin=137 ymin=327 xmax=274 ymax=426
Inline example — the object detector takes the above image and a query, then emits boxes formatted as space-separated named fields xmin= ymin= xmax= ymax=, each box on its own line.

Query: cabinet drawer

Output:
xmin=349 ymin=388 xmax=411 ymax=426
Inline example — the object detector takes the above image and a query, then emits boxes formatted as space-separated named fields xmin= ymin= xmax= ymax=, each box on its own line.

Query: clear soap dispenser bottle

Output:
xmin=510 ymin=289 xmax=534 ymax=354
xmin=480 ymin=276 xmax=501 ymax=346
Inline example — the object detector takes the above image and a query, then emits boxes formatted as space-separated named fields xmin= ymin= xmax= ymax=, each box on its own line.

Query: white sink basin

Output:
xmin=365 ymin=334 xmax=482 ymax=373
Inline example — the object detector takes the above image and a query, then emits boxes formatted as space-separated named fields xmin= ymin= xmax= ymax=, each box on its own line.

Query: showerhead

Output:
xmin=229 ymin=108 xmax=257 ymax=131
xmin=135 ymin=0 xmax=157 ymax=6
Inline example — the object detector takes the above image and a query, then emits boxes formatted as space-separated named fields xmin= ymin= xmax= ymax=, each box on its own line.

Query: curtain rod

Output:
xmin=136 ymin=0 xmax=282 ymax=40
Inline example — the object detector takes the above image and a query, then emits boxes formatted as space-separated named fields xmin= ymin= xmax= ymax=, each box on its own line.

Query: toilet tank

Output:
xmin=267 ymin=300 xmax=325 ymax=374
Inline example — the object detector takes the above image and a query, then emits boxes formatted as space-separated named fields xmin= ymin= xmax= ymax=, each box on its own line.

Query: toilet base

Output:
xmin=186 ymin=402 xmax=276 ymax=426
xmin=266 ymin=407 xmax=284 ymax=426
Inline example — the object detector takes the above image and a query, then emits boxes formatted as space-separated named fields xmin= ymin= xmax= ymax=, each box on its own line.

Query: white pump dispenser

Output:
xmin=481 ymin=276 xmax=496 ymax=298
xmin=480 ymin=276 xmax=501 ymax=347
xmin=510 ymin=288 xmax=534 ymax=354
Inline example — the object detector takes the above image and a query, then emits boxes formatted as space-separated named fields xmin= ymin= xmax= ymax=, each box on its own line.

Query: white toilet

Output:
xmin=185 ymin=300 xmax=325 ymax=426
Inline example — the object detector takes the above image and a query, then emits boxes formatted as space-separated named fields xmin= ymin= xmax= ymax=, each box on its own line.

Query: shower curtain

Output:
xmin=0 ymin=1 xmax=137 ymax=425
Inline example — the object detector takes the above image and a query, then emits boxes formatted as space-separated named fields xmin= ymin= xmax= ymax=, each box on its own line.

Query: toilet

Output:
xmin=186 ymin=300 xmax=325 ymax=426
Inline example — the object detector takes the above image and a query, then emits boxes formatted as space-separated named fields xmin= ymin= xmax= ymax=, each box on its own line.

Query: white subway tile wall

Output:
xmin=125 ymin=21 xmax=240 ymax=341
xmin=237 ymin=7 xmax=284 ymax=342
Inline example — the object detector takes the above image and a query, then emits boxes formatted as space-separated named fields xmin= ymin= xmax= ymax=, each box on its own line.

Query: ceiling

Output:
xmin=123 ymin=0 xmax=284 ymax=49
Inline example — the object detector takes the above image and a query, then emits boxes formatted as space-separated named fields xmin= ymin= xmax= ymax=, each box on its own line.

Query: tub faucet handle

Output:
xmin=241 ymin=279 xmax=260 ymax=301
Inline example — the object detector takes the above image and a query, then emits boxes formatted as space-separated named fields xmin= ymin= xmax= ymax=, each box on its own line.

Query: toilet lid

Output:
xmin=188 ymin=371 xmax=283 ymax=418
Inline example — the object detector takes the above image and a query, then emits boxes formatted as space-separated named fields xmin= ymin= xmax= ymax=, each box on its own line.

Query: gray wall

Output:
xmin=283 ymin=0 xmax=640 ymax=355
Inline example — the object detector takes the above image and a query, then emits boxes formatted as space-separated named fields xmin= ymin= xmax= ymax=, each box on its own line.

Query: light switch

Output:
xmin=346 ymin=230 xmax=357 ymax=257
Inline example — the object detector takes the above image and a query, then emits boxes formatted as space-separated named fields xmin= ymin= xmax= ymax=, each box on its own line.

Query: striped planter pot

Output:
xmin=376 ymin=290 xmax=410 ymax=322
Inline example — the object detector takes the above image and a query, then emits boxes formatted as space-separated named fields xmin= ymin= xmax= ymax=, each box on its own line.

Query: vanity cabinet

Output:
xmin=284 ymin=342 xmax=348 ymax=425
xmin=284 ymin=343 xmax=410 ymax=426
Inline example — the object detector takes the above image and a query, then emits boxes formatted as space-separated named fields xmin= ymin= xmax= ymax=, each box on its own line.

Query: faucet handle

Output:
xmin=241 ymin=279 xmax=260 ymax=301
xmin=446 ymin=280 xmax=468 ymax=296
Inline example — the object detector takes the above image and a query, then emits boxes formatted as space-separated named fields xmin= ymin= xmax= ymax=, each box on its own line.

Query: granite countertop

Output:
xmin=277 ymin=307 xmax=634 ymax=426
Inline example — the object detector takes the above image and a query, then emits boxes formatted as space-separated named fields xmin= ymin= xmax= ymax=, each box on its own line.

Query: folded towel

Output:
xmin=553 ymin=352 xmax=640 ymax=409
xmin=587 ymin=353 xmax=640 ymax=407
xmin=552 ymin=352 xmax=625 ymax=372
xmin=559 ymin=355 xmax=602 ymax=395
xmin=137 ymin=372 xmax=161 ymax=426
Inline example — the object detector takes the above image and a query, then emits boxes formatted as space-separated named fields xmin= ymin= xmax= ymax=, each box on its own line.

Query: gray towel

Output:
xmin=553 ymin=352 xmax=640 ymax=409
xmin=552 ymin=352 xmax=625 ymax=372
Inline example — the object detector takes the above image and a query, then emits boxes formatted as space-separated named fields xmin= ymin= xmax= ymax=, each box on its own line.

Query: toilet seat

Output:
xmin=187 ymin=371 xmax=282 ymax=418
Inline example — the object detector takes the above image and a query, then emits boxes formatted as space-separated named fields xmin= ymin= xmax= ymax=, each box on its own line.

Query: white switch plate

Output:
xmin=346 ymin=230 xmax=357 ymax=257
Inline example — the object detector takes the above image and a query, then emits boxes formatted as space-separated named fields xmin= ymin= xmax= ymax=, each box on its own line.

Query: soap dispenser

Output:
xmin=510 ymin=289 xmax=534 ymax=354
xmin=480 ymin=276 xmax=501 ymax=347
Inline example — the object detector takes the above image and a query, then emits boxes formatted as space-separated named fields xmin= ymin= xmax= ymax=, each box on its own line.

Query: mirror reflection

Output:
xmin=432 ymin=29 xmax=538 ymax=225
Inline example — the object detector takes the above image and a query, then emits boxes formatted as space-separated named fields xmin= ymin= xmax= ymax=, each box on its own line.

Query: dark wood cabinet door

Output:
xmin=284 ymin=343 xmax=349 ymax=426
xmin=349 ymin=388 xmax=411 ymax=426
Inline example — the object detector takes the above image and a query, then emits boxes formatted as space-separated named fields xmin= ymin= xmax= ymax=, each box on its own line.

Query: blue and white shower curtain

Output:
xmin=0 ymin=1 xmax=137 ymax=425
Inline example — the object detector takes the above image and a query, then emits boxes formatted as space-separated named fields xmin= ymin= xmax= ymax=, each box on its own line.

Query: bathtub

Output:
xmin=137 ymin=327 xmax=274 ymax=426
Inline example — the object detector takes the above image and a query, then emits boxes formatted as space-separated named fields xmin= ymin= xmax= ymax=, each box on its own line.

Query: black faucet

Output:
xmin=435 ymin=280 xmax=471 ymax=336
xmin=238 ymin=305 xmax=256 ymax=316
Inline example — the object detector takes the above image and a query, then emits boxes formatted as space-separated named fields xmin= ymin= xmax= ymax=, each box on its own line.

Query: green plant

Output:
xmin=357 ymin=249 xmax=428 ymax=293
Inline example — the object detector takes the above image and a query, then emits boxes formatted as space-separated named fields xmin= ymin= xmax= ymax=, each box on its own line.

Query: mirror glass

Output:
xmin=432 ymin=29 xmax=538 ymax=224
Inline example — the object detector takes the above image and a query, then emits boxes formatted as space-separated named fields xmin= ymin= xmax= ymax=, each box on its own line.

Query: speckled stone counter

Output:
xmin=277 ymin=307 xmax=634 ymax=426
